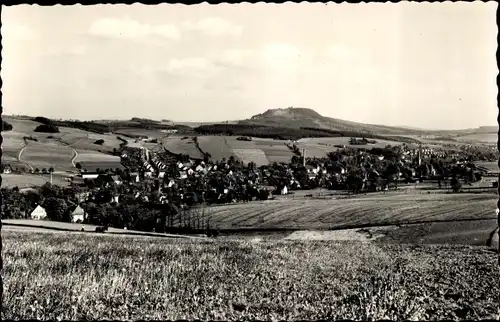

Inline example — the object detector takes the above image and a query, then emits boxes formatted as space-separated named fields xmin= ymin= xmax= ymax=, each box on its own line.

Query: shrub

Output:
xmin=34 ymin=124 xmax=60 ymax=133
xmin=34 ymin=116 xmax=54 ymax=125
xmin=94 ymin=139 xmax=105 ymax=145
xmin=2 ymin=120 xmax=13 ymax=131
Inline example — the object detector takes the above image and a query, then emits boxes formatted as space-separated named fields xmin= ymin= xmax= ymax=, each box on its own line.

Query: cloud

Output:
xmin=89 ymin=17 xmax=180 ymax=40
xmin=182 ymin=17 xmax=243 ymax=37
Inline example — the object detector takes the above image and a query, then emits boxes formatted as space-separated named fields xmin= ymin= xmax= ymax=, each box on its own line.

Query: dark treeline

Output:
xmin=30 ymin=116 xmax=190 ymax=135
xmin=194 ymin=123 xmax=420 ymax=143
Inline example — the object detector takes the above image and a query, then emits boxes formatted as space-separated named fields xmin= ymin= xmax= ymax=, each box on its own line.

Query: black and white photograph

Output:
xmin=0 ymin=2 xmax=499 ymax=320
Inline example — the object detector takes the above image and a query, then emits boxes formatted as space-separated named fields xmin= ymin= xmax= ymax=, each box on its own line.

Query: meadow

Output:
xmin=197 ymin=136 xmax=236 ymax=161
xmin=203 ymin=193 xmax=498 ymax=230
xmin=0 ymin=173 xmax=69 ymax=188
xmin=20 ymin=142 xmax=75 ymax=172
xmin=2 ymin=230 xmax=498 ymax=320
xmin=456 ymin=133 xmax=497 ymax=144
xmin=162 ymin=136 xmax=205 ymax=159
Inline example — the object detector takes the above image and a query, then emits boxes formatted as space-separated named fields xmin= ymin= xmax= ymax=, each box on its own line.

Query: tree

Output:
xmin=34 ymin=124 xmax=60 ymax=133
xmin=1 ymin=120 xmax=13 ymax=132
xmin=34 ymin=168 xmax=40 ymax=174
xmin=43 ymin=197 xmax=70 ymax=222
xmin=450 ymin=177 xmax=462 ymax=193
xmin=76 ymin=163 xmax=82 ymax=170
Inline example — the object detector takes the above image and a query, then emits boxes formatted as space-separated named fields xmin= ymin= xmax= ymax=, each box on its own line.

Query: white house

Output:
xmin=82 ymin=173 xmax=99 ymax=180
xmin=31 ymin=205 xmax=47 ymax=220
xmin=133 ymin=173 xmax=140 ymax=182
xmin=71 ymin=205 xmax=85 ymax=223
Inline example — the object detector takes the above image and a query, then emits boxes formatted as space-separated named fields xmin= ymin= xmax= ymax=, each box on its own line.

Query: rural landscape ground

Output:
xmin=1 ymin=106 xmax=499 ymax=319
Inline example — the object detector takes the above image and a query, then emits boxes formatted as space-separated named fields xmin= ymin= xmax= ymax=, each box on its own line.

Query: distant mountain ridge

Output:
xmin=241 ymin=107 xmax=424 ymax=135
xmin=238 ymin=107 xmax=496 ymax=136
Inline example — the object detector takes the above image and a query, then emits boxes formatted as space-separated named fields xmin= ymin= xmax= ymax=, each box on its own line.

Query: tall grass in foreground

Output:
xmin=2 ymin=231 xmax=499 ymax=320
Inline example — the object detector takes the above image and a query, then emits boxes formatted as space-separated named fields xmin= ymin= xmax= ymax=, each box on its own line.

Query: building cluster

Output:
xmin=19 ymin=141 xmax=495 ymax=225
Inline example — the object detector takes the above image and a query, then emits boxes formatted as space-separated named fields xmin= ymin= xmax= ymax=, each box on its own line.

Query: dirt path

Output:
xmin=70 ymin=147 xmax=78 ymax=167
xmin=17 ymin=143 xmax=34 ymax=172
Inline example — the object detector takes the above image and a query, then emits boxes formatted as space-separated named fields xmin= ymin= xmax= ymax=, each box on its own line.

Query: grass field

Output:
xmin=475 ymin=161 xmax=498 ymax=173
xmin=296 ymin=137 xmax=414 ymax=158
xmin=198 ymin=136 xmax=236 ymax=162
xmin=2 ymin=231 xmax=498 ymax=320
xmin=162 ymin=136 xmax=205 ymax=159
xmin=21 ymin=142 xmax=75 ymax=172
xmin=75 ymin=150 xmax=121 ymax=163
xmin=1 ymin=173 xmax=69 ymax=188
xmin=203 ymin=193 xmax=498 ymax=230
xmin=115 ymin=128 xmax=166 ymax=139
xmin=456 ymin=133 xmax=497 ymax=144
xmin=252 ymin=138 xmax=294 ymax=163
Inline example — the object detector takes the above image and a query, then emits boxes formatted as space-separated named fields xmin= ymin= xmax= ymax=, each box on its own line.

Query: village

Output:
xmin=1 ymin=137 xmax=497 ymax=234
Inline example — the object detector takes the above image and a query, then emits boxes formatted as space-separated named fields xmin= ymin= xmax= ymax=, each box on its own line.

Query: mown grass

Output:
xmin=2 ymin=230 xmax=499 ymax=320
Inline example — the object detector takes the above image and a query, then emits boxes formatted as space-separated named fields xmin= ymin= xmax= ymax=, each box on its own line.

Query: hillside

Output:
xmin=240 ymin=107 xmax=428 ymax=135
xmin=239 ymin=107 xmax=496 ymax=137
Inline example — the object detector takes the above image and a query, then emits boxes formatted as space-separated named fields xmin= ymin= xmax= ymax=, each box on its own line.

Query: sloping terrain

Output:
xmin=204 ymin=193 xmax=498 ymax=230
xmin=241 ymin=107 xmax=426 ymax=135
xmin=239 ymin=107 xmax=496 ymax=137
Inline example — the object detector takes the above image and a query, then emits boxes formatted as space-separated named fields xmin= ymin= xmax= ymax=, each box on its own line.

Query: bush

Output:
xmin=34 ymin=116 xmax=54 ymax=125
xmin=2 ymin=120 xmax=13 ymax=131
xmin=94 ymin=139 xmax=105 ymax=145
xmin=34 ymin=124 xmax=60 ymax=133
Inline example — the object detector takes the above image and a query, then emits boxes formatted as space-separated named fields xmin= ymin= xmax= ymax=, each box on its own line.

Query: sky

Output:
xmin=1 ymin=2 xmax=498 ymax=130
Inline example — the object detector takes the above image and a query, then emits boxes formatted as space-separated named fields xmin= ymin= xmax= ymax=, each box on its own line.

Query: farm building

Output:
xmin=31 ymin=205 xmax=47 ymax=220
xmin=81 ymin=172 xmax=100 ymax=180
xmin=2 ymin=165 xmax=13 ymax=174
xmin=130 ymin=172 xmax=140 ymax=182
xmin=71 ymin=205 xmax=86 ymax=223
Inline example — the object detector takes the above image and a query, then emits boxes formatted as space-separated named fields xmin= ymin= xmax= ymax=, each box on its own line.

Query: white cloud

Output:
xmin=89 ymin=17 xmax=180 ymax=40
xmin=182 ymin=17 xmax=243 ymax=37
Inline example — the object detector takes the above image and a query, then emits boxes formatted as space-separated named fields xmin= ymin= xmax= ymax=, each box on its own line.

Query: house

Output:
xmin=280 ymin=185 xmax=288 ymax=195
xmin=111 ymin=175 xmax=122 ymax=185
xmin=130 ymin=172 xmax=140 ymax=182
xmin=2 ymin=165 xmax=12 ymax=174
xmin=71 ymin=205 xmax=86 ymax=223
xmin=81 ymin=172 xmax=100 ymax=180
xmin=31 ymin=205 xmax=47 ymax=220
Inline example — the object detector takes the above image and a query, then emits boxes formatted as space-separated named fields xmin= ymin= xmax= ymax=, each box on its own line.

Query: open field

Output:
xmin=115 ymin=128 xmax=166 ymax=139
xmin=162 ymin=136 xmax=205 ymax=159
xmin=1 ymin=132 xmax=27 ymax=160
xmin=282 ymin=219 xmax=498 ymax=248
xmin=475 ymin=161 xmax=498 ymax=173
xmin=252 ymin=138 xmax=294 ymax=163
xmin=20 ymin=142 xmax=75 ymax=172
xmin=1 ymin=219 xmax=207 ymax=239
xmin=198 ymin=136 xmax=236 ymax=161
xmin=204 ymin=193 xmax=498 ymax=230
xmin=2 ymin=230 xmax=498 ymax=320
xmin=455 ymin=133 xmax=497 ymax=144
xmin=296 ymin=137 xmax=416 ymax=158
xmin=0 ymin=173 xmax=70 ymax=188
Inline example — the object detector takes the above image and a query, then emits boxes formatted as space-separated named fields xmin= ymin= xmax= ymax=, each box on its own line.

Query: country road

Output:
xmin=70 ymin=147 xmax=78 ymax=167
xmin=17 ymin=143 xmax=34 ymax=172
